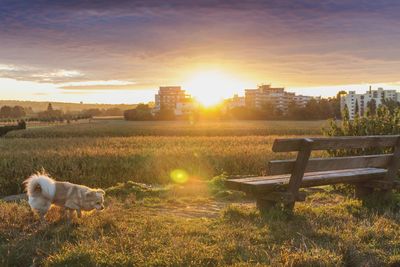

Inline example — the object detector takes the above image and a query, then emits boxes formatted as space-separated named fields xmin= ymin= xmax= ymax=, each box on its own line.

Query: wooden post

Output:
xmin=256 ymin=198 xmax=276 ymax=213
xmin=384 ymin=137 xmax=400 ymax=183
xmin=285 ymin=138 xmax=313 ymax=210
xmin=354 ymin=185 xmax=374 ymax=199
xmin=354 ymin=137 xmax=400 ymax=199
xmin=381 ymin=136 xmax=400 ymax=198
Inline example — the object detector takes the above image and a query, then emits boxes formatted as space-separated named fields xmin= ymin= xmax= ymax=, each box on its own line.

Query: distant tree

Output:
xmin=0 ymin=106 xmax=12 ymax=118
xmin=334 ymin=91 xmax=347 ymax=119
xmin=38 ymin=104 xmax=63 ymax=121
xmin=0 ymin=120 xmax=26 ymax=137
xmin=382 ymin=99 xmax=400 ymax=114
xmin=366 ymin=99 xmax=377 ymax=116
xmin=286 ymin=100 xmax=302 ymax=119
xmin=261 ymin=101 xmax=277 ymax=119
xmin=155 ymin=108 xmax=175 ymax=121
xmin=12 ymin=106 xmax=26 ymax=118
xmin=83 ymin=109 xmax=102 ymax=117
xmin=103 ymin=108 xmax=123 ymax=116
xmin=303 ymin=99 xmax=320 ymax=119
xmin=354 ymin=99 xmax=359 ymax=115
xmin=124 ymin=104 xmax=154 ymax=121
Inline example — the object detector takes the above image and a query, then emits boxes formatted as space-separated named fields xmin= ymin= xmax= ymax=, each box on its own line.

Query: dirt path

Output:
xmin=145 ymin=200 xmax=254 ymax=219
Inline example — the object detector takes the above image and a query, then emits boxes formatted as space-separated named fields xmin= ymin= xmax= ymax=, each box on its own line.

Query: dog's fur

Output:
xmin=24 ymin=172 xmax=105 ymax=221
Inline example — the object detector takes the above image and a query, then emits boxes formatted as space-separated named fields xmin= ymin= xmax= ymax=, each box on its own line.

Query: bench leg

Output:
xmin=355 ymin=185 xmax=374 ymax=198
xmin=355 ymin=185 xmax=374 ymax=199
xmin=283 ymin=201 xmax=295 ymax=211
xmin=380 ymin=189 xmax=393 ymax=202
xmin=256 ymin=198 xmax=276 ymax=213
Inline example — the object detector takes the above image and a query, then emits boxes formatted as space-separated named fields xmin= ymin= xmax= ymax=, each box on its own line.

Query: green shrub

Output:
xmin=323 ymin=105 xmax=400 ymax=195
xmin=208 ymin=174 xmax=246 ymax=200
xmin=323 ymin=105 xmax=400 ymax=156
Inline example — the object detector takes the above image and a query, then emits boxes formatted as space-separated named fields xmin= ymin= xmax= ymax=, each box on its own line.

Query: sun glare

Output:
xmin=183 ymin=70 xmax=248 ymax=107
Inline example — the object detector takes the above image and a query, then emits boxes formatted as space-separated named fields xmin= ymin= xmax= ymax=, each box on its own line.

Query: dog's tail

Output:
xmin=24 ymin=173 xmax=56 ymax=200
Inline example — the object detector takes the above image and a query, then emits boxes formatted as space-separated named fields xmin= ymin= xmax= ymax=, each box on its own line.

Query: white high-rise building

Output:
xmin=340 ymin=87 xmax=400 ymax=119
xmin=293 ymin=95 xmax=314 ymax=108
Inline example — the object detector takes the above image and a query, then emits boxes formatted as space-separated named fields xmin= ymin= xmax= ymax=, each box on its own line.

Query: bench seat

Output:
xmin=226 ymin=168 xmax=387 ymax=194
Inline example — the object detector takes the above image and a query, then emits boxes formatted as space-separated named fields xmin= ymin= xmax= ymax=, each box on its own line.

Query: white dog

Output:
xmin=24 ymin=172 xmax=105 ymax=221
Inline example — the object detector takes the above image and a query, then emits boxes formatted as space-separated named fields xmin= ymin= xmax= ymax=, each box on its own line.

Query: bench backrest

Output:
xmin=268 ymin=135 xmax=400 ymax=176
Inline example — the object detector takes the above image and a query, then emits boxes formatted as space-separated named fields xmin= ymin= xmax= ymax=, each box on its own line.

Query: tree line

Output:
xmin=0 ymin=103 xmax=126 ymax=122
xmin=0 ymin=105 xmax=27 ymax=118
xmin=125 ymin=93 xmax=343 ymax=121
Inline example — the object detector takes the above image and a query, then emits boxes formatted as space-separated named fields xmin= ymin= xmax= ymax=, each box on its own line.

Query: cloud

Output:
xmin=0 ymin=0 xmax=400 ymax=89
xmin=0 ymin=65 xmax=85 ymax=83
xmin=59 ymin=80 xmax=139 ymax=90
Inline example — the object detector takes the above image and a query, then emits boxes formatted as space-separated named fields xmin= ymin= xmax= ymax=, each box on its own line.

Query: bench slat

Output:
xmin=225 ymin=168 xmax=387 ymax=193
xmin=268 ymin=154 xmax=393 ymax=175
xmin=273 ymin=135 xmax=400 ymax=152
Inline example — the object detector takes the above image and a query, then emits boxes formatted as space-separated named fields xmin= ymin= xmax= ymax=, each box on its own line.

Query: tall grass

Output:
xmin=0 ymin=120 xmax=325 ymax=196
xmin=0 ymin=135 xmax=303 ymax=196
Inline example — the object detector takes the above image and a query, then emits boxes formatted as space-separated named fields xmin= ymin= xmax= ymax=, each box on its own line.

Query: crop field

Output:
xmin=0 ymin=120 xmax=326 ymax=196
xmin=9 ymin=119 xmax=326 ymax=138
xmin=1 ymin=120 xmax=400 ymax=266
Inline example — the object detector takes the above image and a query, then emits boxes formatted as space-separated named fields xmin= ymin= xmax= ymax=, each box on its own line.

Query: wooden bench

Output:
xmin=226 ymin=135 xmax=400 ymax=211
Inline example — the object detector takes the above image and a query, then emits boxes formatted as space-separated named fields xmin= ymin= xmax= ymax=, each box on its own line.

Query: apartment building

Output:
xmin=224 ymin=94 xmax=246 ymax=110
xmin=340 ymin=87 xmax=400 ymax=119
xmin=245 ymin=84 xmax=308 ymax=113
xmin=154 ymin=86 xmax=196 ymax=116
xmin=154 ymin=86 xmax=188 ymax=111
xmin=293 ymin=95 xmax=314 ymax=108
xmin=175 ymin=98 xmax=198 ymax=116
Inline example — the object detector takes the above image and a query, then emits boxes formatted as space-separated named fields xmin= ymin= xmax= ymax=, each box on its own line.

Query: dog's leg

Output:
xmin=77 ymin=209 xmax=82 ymax=218
xmin=65 ymin=209 xmax=74 ymax=224
xmin=38 ymin=211 xmax=46 ymax=223
xmin=69 ymin=209 xmax=75 ymax=219
xmin=35 ymin=209 xmax=49 ymax=226
xmin=61 ymin=207 xmax=67 ymax=219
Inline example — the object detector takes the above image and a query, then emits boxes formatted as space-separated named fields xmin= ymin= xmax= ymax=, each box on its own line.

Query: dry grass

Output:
xmin=1 ymin=189 xmax=400 ymax=266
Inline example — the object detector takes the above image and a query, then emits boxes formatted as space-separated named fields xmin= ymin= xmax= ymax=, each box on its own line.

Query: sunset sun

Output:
xmin=183 ymin=70 xmax=249 ymax=107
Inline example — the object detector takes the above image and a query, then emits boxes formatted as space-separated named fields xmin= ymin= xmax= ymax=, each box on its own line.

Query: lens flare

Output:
xmin=170 ymin=169 xmax=189 ymax=184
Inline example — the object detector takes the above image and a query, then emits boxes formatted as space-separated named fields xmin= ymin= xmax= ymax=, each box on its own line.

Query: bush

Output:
xmin=323 ymin=105 xmax=400 ymax=194
xmin=0 ymin=120 xmax=26 ymax=137
xmin=323 ymin=105 xmax=400 ymax=156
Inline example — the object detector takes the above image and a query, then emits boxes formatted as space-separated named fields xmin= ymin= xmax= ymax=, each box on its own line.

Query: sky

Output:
xmin=1 ymin=0 xmax=400 ymax=104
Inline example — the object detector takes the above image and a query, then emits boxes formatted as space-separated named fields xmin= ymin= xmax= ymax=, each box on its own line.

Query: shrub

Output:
xmin=323 ymin=105 xmax=400 ymax=194
xmin=323 ymin=105 xmax=400 ymax=156
xmin=208 ymin=174 xmax=246 ymax=200
xmin=0 ymin=120 xmax=26 ymax=137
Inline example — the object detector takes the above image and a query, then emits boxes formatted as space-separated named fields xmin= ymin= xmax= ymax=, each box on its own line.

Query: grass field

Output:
xmin=0 ymin=120 xmax=326 ymax=196
xmin=1 ymin=120 xmax=400 ymax=266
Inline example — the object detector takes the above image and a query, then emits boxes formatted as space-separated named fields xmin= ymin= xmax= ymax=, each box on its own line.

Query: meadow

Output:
xmin=1 ymin=120 xmax=400 ymax=266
